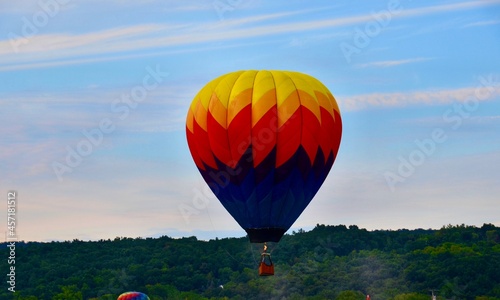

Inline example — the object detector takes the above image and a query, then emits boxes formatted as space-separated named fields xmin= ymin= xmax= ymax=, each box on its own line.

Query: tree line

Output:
xmin=1 ymin=223 xmax=499 ymax=299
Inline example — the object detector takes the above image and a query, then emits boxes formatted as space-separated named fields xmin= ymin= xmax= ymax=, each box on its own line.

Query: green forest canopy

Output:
xmin=2 ymin=223 xmax=499 ymax=300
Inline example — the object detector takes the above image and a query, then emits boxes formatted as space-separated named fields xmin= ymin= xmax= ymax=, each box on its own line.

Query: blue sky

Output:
xmin=1 ymin=0 xmax=499 ymax=242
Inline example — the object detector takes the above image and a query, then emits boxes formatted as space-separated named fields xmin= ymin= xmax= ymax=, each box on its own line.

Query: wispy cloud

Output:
xmin=2 ymin=1 xmax=499 ymax=71
xmin=0 ymin=24 xmax=174 ymax=57
xmin=0 ymin=82 xmax=194 ymax=182
xmin=356 ymin=57 xmax=434 ymax=68
xmin=399 ymin=114 xmax=500 ymax=130
xmin=0 ymin=39 xmax=277 ymax=72
xmin=205 ymin=10 xmax=311 ymax=28
xmin=340 ymin=82 xmax=500 ymax=111
xmin=462 ymin=20 xmax=500 ymax=28
xmin=79 ymin=0 xmax=213 ymax=12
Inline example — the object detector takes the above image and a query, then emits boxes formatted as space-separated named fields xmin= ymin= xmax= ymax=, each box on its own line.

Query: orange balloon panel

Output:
xmin=186 ymin=70 xmax=342 ymax=242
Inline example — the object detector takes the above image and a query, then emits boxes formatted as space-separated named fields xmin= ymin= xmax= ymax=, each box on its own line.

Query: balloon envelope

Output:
xmin=117 ymin=291 xmax=150 ymax=300
xmin=186 ymin=70 xmax=342 ymax=242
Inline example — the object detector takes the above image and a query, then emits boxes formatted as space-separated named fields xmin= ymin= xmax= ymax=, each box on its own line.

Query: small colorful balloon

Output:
xmin=117 ymin=291 xmax=150 ymax=300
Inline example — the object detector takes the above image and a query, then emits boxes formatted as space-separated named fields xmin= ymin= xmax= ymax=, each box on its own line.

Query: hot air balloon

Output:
xmin=117 ymin=291 xmax=150 ymax=300
xmin=186 ymin=70 xmax=342 ymax=266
